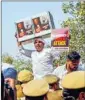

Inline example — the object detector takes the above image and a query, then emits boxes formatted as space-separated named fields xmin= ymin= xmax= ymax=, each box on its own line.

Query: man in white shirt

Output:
xmin=52 ymin=51 xmax=85 ymax=88
xmin=19 ymin=36 xmax=61 ymax=79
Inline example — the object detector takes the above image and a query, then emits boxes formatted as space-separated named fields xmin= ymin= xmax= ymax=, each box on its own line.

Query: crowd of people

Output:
xmin=1 ymin=36 xmax=85 ymax=100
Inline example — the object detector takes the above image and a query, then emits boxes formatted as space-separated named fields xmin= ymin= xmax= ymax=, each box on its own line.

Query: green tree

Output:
xmin=13 ymin=58 xmax=32 ymax=72
xmin=2 ymin=53 xmax=14 ymax=64
xmin=53 ymin=51 xmax=68 ymax=67
xmin=61 ymin=1 xmax=85 ymax=63
xmin=2 ymin=53 xmax=32 ymax=72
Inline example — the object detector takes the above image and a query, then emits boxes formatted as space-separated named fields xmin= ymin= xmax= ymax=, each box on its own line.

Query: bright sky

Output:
xmin=2 ymin=2 xmax=70 ymax=58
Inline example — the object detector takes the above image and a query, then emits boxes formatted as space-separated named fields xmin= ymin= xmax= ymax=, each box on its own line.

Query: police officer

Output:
xmin=61 ymin=71 xmax=85 ymax=100
xmin=16 ymin=69 xmax=34 ymax=100
xmin=17 ymin=69 xmax=34 ymax=83
xmin=43 ymin=74 xmax=63 ymax=100
xmin=43 ymin=74 xmax=60 ymax=91
xmin=22 ymin=79 xmax=49 ymax=100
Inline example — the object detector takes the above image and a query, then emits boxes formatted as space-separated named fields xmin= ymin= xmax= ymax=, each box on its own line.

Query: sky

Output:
xmin=2 ymin=1 xmax=70 ymax=58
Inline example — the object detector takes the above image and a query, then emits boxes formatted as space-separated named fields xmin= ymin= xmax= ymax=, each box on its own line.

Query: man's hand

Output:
xmin=18 ymin=42 xmax=22 ymax=47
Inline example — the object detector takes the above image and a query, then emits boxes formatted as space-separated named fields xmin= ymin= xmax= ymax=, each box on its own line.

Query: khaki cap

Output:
xmin=43 ymin=74 xmax=59 ymax=84
xmin=16 ymin=85 xmax=24 ymax=98
xmin=23 ymin=79 xmax=49 ymax=96
xmin=17 ymin=69 xmax=34 ymax=83
xmin=61 ymin=71 xmax=85 ymax=89
xmin=47 ymin=90 xmax=63 ymax=100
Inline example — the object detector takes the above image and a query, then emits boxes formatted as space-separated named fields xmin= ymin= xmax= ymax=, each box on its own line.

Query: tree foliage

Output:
xmin=60 ymin=1 xmax=85 ymax=63
xmin=2 ymin=53 xmax=32 ymax=72
xmin=13 ymin=58 xmax=32 ymax=72
xmin=2 ymin=53 xmax=14 ymax=64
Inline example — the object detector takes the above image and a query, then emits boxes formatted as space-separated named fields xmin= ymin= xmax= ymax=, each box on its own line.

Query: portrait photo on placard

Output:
xmin=24 ymin=19 xmax=33 ymax=35
xmin=40 ymin=15 xmax=50 ymax=31
xmin=32 ymin=17 xmax=42 ymax=33
xmin=16 ymin=22 xmax=26 ymax=38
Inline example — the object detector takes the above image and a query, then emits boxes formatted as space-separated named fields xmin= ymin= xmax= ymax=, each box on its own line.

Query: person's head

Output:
xmin=33 ymin=18 xmax=39 ymax=25
xmin=63 ymin=88 xmax=85 ymax=100
xmin=3 ymin=68 xmax=17 ymax=89
xmin=17 ymin=22 xmax=23 ymax=29
xmin=3 ymin=68 xmax=17 ymax=80
xmin=49 ymin=82 xmax=60 ymax=91
xmin=43 ymin=74 xmax=60 ymax=91
xmin=34 ymin=37 xmax=45 ymax=52
xmin=61 ymin=71 xmax=85 ymax=100
xmin=17 ymin=69 xmax=34 ymax=83
xmin=66 ymin=51 xmax=81 ymax=72
xmin=23 ymin=79 xmax=49 ymax=100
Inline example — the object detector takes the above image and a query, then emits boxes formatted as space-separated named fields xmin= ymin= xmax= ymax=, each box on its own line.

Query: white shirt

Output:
xmin=19 ymin=47 xmax=61 ymax=79
xmin=52 ymin=64 xmax=85 ymax=88
xmin=31 ymin=48 xmax=61 ymax=79
xmin=2 ymin=63 xmax=15 ymax=71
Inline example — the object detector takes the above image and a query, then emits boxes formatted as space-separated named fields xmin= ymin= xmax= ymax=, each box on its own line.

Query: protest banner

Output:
xmin=15 ymin=11 xmax=54 ymax=44
xmin=51 ymin=28 xmax=69 ymax=51
xmin=15 ymin=18 xmax=34 ymax=42
xmin=32 ymin=11 xmax=53 ymax=37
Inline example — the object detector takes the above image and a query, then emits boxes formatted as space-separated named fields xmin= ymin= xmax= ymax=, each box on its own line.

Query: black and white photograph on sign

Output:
xmin=24 ymin=20 xmax=33 ymax=35
xmin=16 ymin=22 xmax=26 ymax=38
xmin=32 ymin=12 xmax=53 ymax=37
xmin=32 ymin=17 xmax=42 ymax=33
xmin=40 ymin=15 xmax=50 ymax=31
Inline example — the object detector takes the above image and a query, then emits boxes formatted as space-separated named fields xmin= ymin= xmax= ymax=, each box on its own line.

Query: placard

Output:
xmin=51 ymin=28 xmax=69 ymax=51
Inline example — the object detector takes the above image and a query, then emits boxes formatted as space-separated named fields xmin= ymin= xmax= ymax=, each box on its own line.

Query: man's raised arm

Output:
xmin=19 ymin=43 xmax=35 ymax=58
